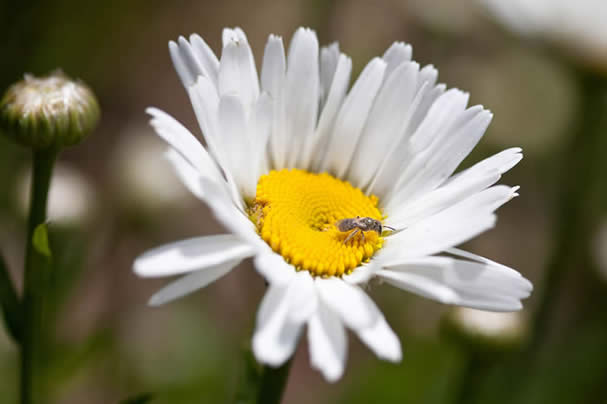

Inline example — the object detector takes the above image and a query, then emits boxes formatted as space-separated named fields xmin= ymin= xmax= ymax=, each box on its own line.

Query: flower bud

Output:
xmin=0 ymin=71 xmax=100 ymax=150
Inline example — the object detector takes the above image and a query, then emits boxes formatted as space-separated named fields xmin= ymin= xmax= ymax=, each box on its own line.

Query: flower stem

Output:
xmin=453 ymin=353 xmax=491 ymax=404
xmin=256 ymin=359 xmax=293 ymax=404
xmin=0 ymin=250 xmax=22 ymax=342
xmin=20 ymin=148 xmax=57 ymax=404
xmin=529 ymin=69 xmax=607 ymax=353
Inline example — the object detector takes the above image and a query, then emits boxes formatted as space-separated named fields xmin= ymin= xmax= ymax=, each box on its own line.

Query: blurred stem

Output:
xmin=0 ymin=250 xmax=21 ymax=342
xmin=529 ymin=71 xmax=607 ymax=352
xmin=256 ymin=359 xmax=293 ymax=404
xmin=453 ymin=353 xmax=492 ymax=404
xmin=20 ymin=148 xmax=57 ymax=404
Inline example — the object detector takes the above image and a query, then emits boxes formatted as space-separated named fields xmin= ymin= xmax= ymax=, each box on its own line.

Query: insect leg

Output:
xmin=343 ymin=228 xmax=360 ymax=244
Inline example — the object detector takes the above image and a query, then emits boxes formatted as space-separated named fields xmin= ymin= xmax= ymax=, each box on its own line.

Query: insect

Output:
xmin=335 ymin=216 xmax=395 ymax=244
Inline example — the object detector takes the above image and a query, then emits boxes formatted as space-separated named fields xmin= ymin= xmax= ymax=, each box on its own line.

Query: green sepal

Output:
xmin=32 ymin=223 xmax=52 ymax=258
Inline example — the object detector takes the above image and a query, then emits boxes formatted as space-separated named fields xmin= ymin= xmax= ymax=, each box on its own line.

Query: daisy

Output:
xmin=482 ymin=0 xmax=607 ymax=70
xmin=134 ymin=27 xmax=532 ymax=382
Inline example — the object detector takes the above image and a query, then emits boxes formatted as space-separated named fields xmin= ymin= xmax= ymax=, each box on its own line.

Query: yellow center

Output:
xmin=247 ymin=169 xmax=385 ymax=277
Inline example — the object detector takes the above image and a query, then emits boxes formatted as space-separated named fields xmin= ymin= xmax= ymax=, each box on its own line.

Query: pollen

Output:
xmin=247 ymin=169 xmax=384 ymax=277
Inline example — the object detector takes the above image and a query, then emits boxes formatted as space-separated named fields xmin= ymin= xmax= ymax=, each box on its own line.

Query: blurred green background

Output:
xmin=1 ymin=0 xmax=607 ymax=403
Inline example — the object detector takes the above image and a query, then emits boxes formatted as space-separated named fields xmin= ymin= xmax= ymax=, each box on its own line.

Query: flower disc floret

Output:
xmin=248 ymin=169 xmax=384 ymax=277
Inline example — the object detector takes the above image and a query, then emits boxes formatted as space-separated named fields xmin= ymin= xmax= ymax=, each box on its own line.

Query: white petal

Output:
xmin=307 ymin=53 xmax=352 ymax=171
xmin=386 ymin=148 xmax=523 ymax=227
xmin=386 ymin=106 xmax=492 ymax=209
xmin=387 ymin=170 xmax=502 ymax=228
xmin=134 ymin=234 xmax=255 ymax=277
xmin=417 ymin=64 xmax=439 ymax=91
xmin=253 ymin=283 xmax=304 ymax=366
xmin=198 ymin=177 xmax=263 ymax=248
xmin=348 ymin=61 xmax=420 ymax=188
xmin=319 ymin=43 xmax=340 ymax=108
xmin=175 ymin=36 xmax=219 ymax=90
xmin=218 ymin=30 xmax=259 ymax=109
xmin=378 ymin=255 xmax=531 ymax=311
xmin=249 ymin=92 xmax=273 ymax=179
xmin=187 ymin=76 xmax=222 ymax=165
xmin=146 ymin=107 xmax=222 ymax=182
xmin=253 ymin=249 xmax=317 ymax=327
xmin=261 ymin=35 xmax=286 ymax=96
xmin=446 ymin=147 xmax=523 ymax=187
xmin=308 ymin=303 xmax=347 ymax=382
xmin=381 ymin=186 xmax=520 ymax=261
xmin=365 ymin=79 xmax=431 ymax=197
xmin=378 ymin=267 xmax=459 ymax=303
xmin=387 ymin=185 xmax=518 ymax=261
xmin=189 ymin=34 xmax=220 ymax=85
xmin=261 ymin=35 xmax=288 ymax=170
xmin=381 ymin=212 xmax=496 ymax=263
xmin=283 ymin=27 xmax=320 ymax=168
xmin=285 ymin=271 xmax=318 ymax=324
xmin=222 ymin=27 xmax=247 ymax=46
xmin=404 ymin=88 xmax=470 ymax=161
xmin=407 ymin=67 xmax=445 ymax=134
xmin=448 ymin=290 xmax=523 ymax=312
xmin=218 ymin=95 xmax=256 ymax=198
xmin=257 ymin=283 xmax=287 ymax=327
xmin=356 ymin=315 xmax=402 ymax=362
xmin=382 ymin=42 xmax=413 ymax=79
xmin=163 ymin=149 xmax=205 ymax=199
xmin=365 ymin=68 xmax=446 ymax=198
xmin=315 ymin=278 xmax=379 ymax=330
xmin=254 ymin=251 xmax=296 ymax=286
xmin=342 ymin=261 xmax=380 ymax=284
xmin=446 ymin=247 xmax=528 ymax=279
xmin=361 ymin=64 xmax=443 ymax=198
xmin=170 ymin=38 xmax=218 ymax=89
xmin=384 ymin=256 xmax=532 ymax=299
xmin=148 ymin=259 xmax=242 ymax=306
xmin=322 ymin=57 xmax=386 ymax=178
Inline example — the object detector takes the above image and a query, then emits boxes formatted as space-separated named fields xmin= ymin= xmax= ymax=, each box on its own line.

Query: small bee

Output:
xmin=335 ymin=216 xmax=395 ymax=244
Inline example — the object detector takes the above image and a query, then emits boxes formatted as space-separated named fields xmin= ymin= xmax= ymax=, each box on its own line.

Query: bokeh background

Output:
xmin=1 ymin=0 xmax=607 ymax=403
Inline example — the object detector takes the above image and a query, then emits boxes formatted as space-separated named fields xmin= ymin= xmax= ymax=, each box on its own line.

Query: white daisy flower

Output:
xmin=449 ymin=307 xmax=526 ymax=342
xmin=133 ymin=27 xmax=532 ymax=382
xmin=482 ymin=0 xmax=607 ymax=70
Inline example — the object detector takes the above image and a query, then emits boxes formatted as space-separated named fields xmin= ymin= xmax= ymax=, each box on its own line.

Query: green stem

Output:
xmin=453 ymin=353 xmax=491 ymax=404
xmin=256 ymin=359 xmax=293 ymax=404
xmin=20 ymin=148 xmax=57 ymax=404
xmin=529 ymin=71 xmax=607 ymax=352
xmin=0 ymin=250 xmax=22 ymax=343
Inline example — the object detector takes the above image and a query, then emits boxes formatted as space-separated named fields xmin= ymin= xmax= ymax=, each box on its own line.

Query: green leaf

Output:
xmin=119 ymin=393 xmax=154 ymax=404
xmin=0 ymin=250 xmax=21 ymax=343
xmin=32 ymin=223 xmax=52 ymax=258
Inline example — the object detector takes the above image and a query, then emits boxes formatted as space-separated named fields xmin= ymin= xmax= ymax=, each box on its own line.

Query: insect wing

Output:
xmin=335 ymin=218 xmax=355 ymax=232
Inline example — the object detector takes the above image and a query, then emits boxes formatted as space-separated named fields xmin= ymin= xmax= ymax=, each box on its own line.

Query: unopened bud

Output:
xmin=0 ymin=71 xmax=99 ymax=150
